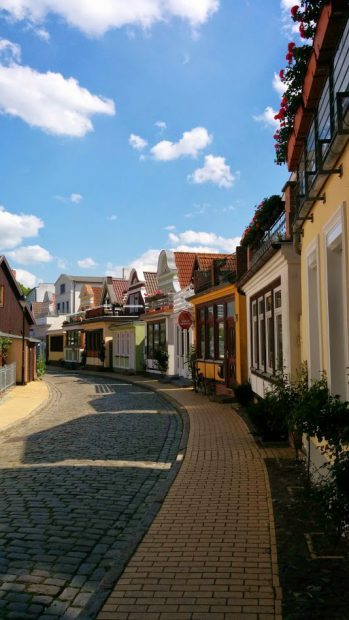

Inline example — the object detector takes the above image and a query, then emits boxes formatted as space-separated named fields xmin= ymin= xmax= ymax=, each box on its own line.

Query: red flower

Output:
xmin=290 ymin=5 xmax=299 ymax=17
xmin=286 ymin=51 xmax=293 ymax=63
xmin=288 ymin=42 xmax=296 ymax=52
xmin=279 ymin=69 xmax=285 ymax=80
xmin=299 ymin=23 xmax=306 ymax=38
xmin=281 ymin=96 xmax=288 ymax=108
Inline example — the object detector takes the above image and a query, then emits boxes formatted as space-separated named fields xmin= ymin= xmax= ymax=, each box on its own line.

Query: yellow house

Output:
xmin=285 ymin=3 xmax=348 ymax=468
xmin=189 ymin=255 xmax=247 ymax=392
xmin=286 ymin=3 xmax=349 ymax=400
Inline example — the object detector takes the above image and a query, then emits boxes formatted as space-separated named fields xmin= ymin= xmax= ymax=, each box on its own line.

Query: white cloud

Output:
xmin=168 ymin=230 xmax=240 ymax=253
xmin=129 ymin=249 xmax=160 ymax=272
xmin=155 ymin=120 xmax=167 ymax=130
xmin=57 ymin=257 xmax=68 ymax=269
xmin=0 ymin=205 xmax=44 ymax=249
xmin=272 ymin=72 xmax=285 ymax=97
xmin=163 ymin=224 xmax=175 ymax=230
xmin=0 ymin=37 xmax=21 ymax=63
xmin=107 ymin=214 xmax=118 ymax=221
xmin=0 ymin=48 xmax=115 ymax=136
xmin=129 ymin=133 xmax=148 ymax=151
xmin=151 ymin=127 xmax=212 ymax=161
xmin=253 ymin=106 xmax=279 ymax=129
xmin=15 ymin=268 xmax=40 ymax=288
xmin=77 ymin=257 xmax=97 ymax=268
xmin=70 ymin=193 xmax=83 ymax=203
xmin=189 ymin=154 xmax=235 ymax=188
xmin=185 ymin=203 xmax=208 ymax=218
xmin=0 ymin=0 xmax=219 ymax=36
xmin=8 ymin=244 xmax=52 ymax=264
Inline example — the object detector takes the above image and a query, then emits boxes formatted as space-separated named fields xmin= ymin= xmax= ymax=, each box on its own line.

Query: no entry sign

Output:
xmin=178 ymin=310 xmax=193 ymax=330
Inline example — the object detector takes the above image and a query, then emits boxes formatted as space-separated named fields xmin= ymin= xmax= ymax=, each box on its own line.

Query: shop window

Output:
xmin=147 ymin=321 xmax=166 ymax=358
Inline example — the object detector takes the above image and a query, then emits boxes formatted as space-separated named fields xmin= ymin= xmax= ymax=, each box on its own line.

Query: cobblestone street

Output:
xmin=0 ymin=371 xmax=184 ymax=619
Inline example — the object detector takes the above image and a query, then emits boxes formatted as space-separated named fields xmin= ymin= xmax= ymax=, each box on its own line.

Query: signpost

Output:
xmin=178 ymin=310 xmax=193 ymax=330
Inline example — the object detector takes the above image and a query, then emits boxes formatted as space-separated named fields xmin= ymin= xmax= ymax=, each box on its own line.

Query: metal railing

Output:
xmin=250 ymin=212 xmax=287 ymax=266
xmin=145 ymin=292 xmax=174 ymax=313
xmin=193 ymin=269 xmax=236 ymax=294
xmin=295 ymin=21 xmax=349 ymax=220
xmin=0 ymin=362 xmax=16 ymax=393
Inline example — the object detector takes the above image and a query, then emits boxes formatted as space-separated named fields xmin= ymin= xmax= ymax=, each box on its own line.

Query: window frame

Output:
xmin=196 ymin=297 xmax=234 ymax=361
xmin=250 ymin=277 xmax=281 ymax=377
xmin=0 ymin=285 xmax=4 ymax=307
xmin=147 ymin=320 xmax=166 ymax=359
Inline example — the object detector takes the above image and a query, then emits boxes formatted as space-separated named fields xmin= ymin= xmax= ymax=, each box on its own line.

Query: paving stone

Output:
xmin=0 ymin=371 xmax=183 ymax=619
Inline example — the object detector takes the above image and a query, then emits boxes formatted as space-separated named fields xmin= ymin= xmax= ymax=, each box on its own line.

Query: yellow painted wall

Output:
xmin=300 ymin=142 xmax=349 ymax=375
xmin=190 ymin=283 xmax=248 ymax=385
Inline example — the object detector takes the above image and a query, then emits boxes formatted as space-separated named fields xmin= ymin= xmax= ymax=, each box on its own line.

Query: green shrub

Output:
xmin=153 ymin=348 xmax=169 ymax=374
xmin=36 ymin=354 xmax=46 ymax=377
xmin=234 ymin=381 xmax=254 ymax=407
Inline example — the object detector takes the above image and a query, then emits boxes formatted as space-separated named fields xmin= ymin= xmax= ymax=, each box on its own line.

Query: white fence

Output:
xmin=0 ymin=362 xmax=16 ymax=393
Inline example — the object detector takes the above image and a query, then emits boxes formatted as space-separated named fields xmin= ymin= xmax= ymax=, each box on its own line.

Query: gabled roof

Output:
xmin=173 ymin=253 xmax=197 ymax=288
xmin=0 ymin=255 xmax=35 ymax=325
xmin=55 ymin=274 xmax=104 ymax=285
xmin=173 ymin=252 xmax=236 ymax=288
xmin=144 ymin=272 xmax=158 ymax=295
xmin=102 ymin=276 xmax=128 ymax=305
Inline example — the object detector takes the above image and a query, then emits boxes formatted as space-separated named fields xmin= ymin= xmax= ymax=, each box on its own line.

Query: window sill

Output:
xmin=251 ymin=368 xmax=279 ymax=384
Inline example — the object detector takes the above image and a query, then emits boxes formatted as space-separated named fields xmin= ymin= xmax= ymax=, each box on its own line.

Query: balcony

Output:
xmin=249 ymin=212 xmax=288 ymax=267
xmin=288 ymin=0 xmax=348 ymax=171
xmin=193 ymin=266 xmax=236 ymax=294
xmin=63 ymin=311 xmax=86 ymax=325
xmin=145 ymin=292 xmax=174 ymax=314
xmin=290 ymin=8 xmax=349 ymax=223
xmin=85 ymin=305 xmax=123 ymax=319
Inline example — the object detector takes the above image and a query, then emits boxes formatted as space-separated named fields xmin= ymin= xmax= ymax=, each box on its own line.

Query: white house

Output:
xmin=54 ymin=274 xmax=104 ymax=315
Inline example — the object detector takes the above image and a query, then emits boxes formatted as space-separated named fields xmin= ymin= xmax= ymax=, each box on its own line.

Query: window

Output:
xmin=0 ymin=285 xmax=4 ymax=307
xmin=197 ymin=297 xmax=235 ymax=360
xmin=50 ymin=335 xmax=64 ymax=352
xmin=60 ymin=284 xmax=65 ymax=294
xmin=66 ymin=301 xmax=69 ymax=313
xmin=216 ymin=304 xmax=225 ymax=359
xmin=258 ymin=297 xmax=266 ymax=370
xmin=57 ymin=303 xmax=61 ymax=313
xmin=274 ymin=288 xmax=283 ymax=371
xmin=250 ymin=280 xmax=283 ymax=376
xmin=86 ymin=329 xmax=103 ymax=354
xmin=62 ymin=302 xmax=65 ymax=312
xmin=66 ymin=331 xmax=80 ymax=348
xmin=147 ymin=320 xmax=166 ymax=358
xmin=251 ymin=300 xmax=258 ymax=368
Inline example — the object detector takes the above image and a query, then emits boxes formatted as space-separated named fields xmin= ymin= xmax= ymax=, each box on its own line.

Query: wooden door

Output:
xmin=225 ymin=317 xmax=236 ymax=388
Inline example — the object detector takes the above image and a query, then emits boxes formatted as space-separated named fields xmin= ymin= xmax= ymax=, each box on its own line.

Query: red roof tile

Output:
xmin=174 ymin=252 xmax=236 ymax=288
xmin=112 ymin=279 xmax=128 ymax=305
xmin=173 ymin=252 xmax=197 ymax=288
xmin=144 ymin=272 xmax=158 ymax=295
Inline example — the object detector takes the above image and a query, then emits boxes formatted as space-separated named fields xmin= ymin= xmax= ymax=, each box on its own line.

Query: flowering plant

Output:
xmin=240 ymin=195 xmax=284 ymax=248
xmin=274 ymin=0 xmax=329 ymax=165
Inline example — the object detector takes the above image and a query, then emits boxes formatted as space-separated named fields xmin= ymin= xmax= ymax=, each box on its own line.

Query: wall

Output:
xmin=242 ymin=246 xmax=301 ymax=398
xmin=300 ymin=143 xmax=349 ymax=393
xmin=0 ymin=264 xmax=30 ymax=337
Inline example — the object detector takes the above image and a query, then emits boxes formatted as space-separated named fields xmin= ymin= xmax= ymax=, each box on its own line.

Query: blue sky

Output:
xmin=0 ymin=0 xmax=294 ymax=288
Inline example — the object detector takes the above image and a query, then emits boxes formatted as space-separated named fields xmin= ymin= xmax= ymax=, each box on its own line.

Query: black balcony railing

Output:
xmin=193 ymin=268 xmax=236 ymax=294
xmin=295 ymin=20 xmax=349 ymax=221
xmin=250 ymin=212 xmax=287 ymax=267
xmin=145 ymin=292 xmax=174 ymax=313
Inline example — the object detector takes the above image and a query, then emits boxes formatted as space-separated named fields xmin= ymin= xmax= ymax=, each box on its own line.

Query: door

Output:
xmin=225 ymin=317 xmax=236 ymax=388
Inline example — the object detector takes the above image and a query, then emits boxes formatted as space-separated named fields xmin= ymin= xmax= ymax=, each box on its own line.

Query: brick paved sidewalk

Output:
xmin=98 ymin=378 xmax=292 ymax=620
